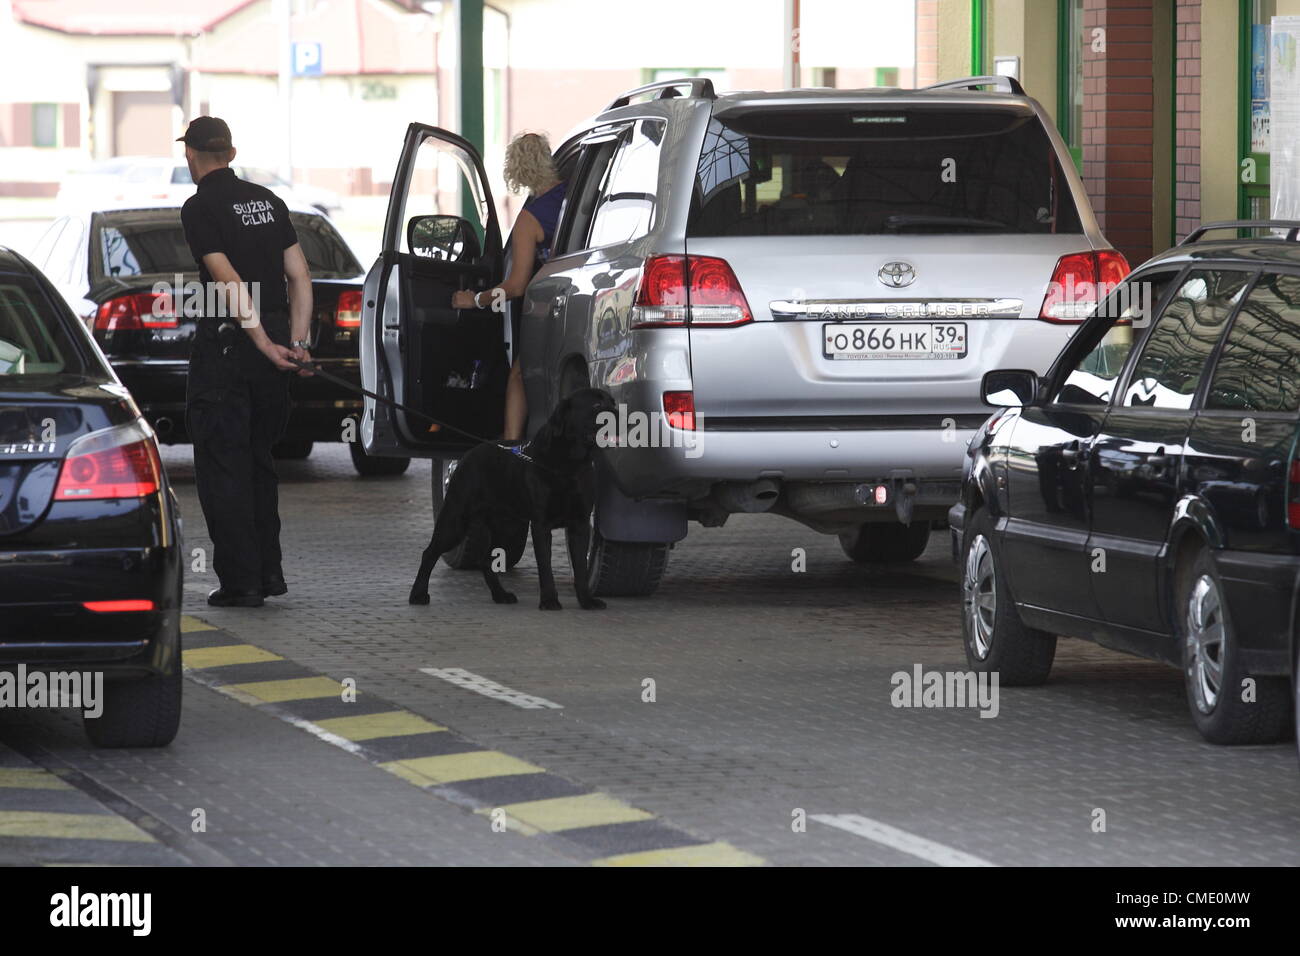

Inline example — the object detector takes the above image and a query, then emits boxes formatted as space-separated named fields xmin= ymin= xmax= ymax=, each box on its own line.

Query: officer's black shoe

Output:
xmin=262 ymin=576 xmax=288 ymax=598
xmin=207 ymin=587 xmax=264 ymax=608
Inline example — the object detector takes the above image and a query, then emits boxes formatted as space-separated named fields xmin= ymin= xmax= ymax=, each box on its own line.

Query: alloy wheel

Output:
xmin=1185 ymin=573 xmax=1226 ymax=714
xmin=963 ymin=533 xmax=996 ymax=660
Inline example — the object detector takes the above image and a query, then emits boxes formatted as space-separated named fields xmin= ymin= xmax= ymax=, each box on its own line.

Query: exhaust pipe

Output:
xmin=712 ymin=478 xmax=781 ymax=514
xmin=154 ymin=417 xmax=174 ymax=436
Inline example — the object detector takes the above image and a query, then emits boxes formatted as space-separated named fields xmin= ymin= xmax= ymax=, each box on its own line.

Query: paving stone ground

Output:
xmin=4 ymin=442 xmax=1299 ymax=866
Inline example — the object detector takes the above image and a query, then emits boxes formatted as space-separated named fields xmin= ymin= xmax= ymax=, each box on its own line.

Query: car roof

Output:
xmin=0 ymin=246 xmax=35 ymax=274
xmin=57 ymin=196 xmax=322 ymax=219
xmin=1140 ymin=237 xmax=1300 ymax=272
xmin=710 ymin=87 xmax=1032 ymax=110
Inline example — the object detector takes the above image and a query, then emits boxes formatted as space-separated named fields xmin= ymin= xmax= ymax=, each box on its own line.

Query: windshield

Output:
xmin=689 ymin=107 xmax=1084 ymax=237
xmin=0 ymin=274 xmax=88 ymax=379
xmin=90 ymin=210 xmax=363 ymax=283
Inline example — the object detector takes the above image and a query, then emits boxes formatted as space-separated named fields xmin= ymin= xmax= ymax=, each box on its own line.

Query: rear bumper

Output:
xmin=603 ymin=423 xmax=977 ymax=498
xmin=0 ymin=543 xmax=181 ymax=676
xmin=1215 ymin=548 xmax=1300 ymax=676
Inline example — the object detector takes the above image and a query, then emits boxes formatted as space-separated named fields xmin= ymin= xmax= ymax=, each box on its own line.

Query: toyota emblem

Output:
xmin=878 ymin=261 xmax=916 ymax=288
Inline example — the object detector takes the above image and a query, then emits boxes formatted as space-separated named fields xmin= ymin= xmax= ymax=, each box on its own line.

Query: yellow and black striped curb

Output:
xmin=0 ymin=744 xmax=183 ymax=867
xmin=181 ymin=615 xmax=764 ymax=867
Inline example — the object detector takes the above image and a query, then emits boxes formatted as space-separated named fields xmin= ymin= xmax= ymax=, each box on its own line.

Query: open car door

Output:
xmin=360 ymin=123 xmax=504 ymax=459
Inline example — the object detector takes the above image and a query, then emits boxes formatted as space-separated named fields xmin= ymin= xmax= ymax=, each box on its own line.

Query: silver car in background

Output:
xmin=362 ymin=76 xmax=1125 ymax=597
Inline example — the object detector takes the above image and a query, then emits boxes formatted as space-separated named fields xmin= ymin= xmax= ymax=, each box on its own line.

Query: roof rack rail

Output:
xmin=604 ymin=77 xmax=717 ymax=112
xmin=923 ymin=75 xmax=1026 ymax=96
xmin=1179 ymin=220 xmax=1300 ymax=245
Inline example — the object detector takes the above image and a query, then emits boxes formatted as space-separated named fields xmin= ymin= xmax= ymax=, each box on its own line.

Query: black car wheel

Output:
xmin=272 ymin=440 xmax=313 ymax=459
xmin=960 ymin=506 xmax=1056 ymax=685
xmin=839 ymin=521 xmax=931 ymax=563
xmin=84 ymin=654 xmax=182 ymax=748
xmin=1179 ymin=547 xmax=1290 ymax=744
xmin=349 ymin=440 xmax=411 ymax=477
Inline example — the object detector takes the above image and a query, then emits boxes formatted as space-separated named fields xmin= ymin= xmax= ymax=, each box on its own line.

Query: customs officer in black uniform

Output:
xmin=178 ymin=117 xmax=313 ymax=607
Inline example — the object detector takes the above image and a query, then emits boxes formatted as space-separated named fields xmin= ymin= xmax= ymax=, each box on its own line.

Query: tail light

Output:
xmin=95 ymin=293 xmax=178 ymax=331
xmin=663 ymin=390 xmax=696 ymax=430
xmin=335 ymin=289 xmax=363 ymax=328
xmin=1039 ymin=249 xmax=1130 ymax=323
xmin=1288 ymin=459 xmax=1300 ymax=529
xmin=53 ymin=421 xmax=162 ymax=502
xmin=84 ymin=599 xmax=155 ymax=612
xmin=631 ymin=255 xmax=753 ymax=329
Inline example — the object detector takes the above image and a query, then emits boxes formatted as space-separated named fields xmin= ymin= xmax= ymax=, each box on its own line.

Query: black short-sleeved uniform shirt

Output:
xmin=180 ymin=167 xmax=298 ymax=314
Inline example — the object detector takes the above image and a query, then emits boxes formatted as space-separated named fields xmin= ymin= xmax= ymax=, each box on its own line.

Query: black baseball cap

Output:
xmin=176 ymin=116 xmax=233 ymax=152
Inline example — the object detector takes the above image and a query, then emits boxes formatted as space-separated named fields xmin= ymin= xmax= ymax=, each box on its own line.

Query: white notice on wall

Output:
xmin=1271 ymin=17 xmax=1300 ymax=219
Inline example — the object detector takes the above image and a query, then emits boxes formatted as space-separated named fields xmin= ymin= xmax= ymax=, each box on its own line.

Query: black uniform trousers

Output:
xmin=186 ymin=313 xmax=292 ymax=593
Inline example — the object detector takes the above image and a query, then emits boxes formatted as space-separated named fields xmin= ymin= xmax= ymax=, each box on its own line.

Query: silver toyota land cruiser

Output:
xmin=361 ymin=76 xmax=1123 ymax=597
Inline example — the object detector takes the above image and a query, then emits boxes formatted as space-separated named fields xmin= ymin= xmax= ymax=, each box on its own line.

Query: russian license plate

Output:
xmin=822 ymin=322 xmax=967 ymax=360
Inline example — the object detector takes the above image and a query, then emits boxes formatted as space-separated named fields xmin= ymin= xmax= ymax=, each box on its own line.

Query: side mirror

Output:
xmin=981 ymin=369 xmax=1039 ymax=408
xmin=407 ymin=214 xmax=481 ymax=263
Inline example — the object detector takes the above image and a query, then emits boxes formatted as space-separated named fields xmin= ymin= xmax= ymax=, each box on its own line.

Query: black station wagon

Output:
xmin=950 ymin=221 xmax=1300 ymax=757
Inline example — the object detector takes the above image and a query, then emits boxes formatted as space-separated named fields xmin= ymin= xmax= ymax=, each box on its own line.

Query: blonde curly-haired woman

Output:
xmin=452 ymin=131 xmax=566 ymax=443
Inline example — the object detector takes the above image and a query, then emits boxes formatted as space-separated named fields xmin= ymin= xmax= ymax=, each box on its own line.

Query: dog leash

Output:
xmin=281 ymin=353 xmax=541 ymax=465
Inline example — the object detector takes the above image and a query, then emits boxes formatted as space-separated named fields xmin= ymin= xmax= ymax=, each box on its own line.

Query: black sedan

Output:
xmin=31 ymin=201 xmax=406 ymax=476
xmin=0 ymin=245 xmax=181 ymax=747
xmin=951 ymin=220 xmax=1300 ymax=757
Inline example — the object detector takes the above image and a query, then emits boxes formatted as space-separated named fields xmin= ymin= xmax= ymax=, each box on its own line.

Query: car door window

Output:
xmin=1052 ymin=270 xmax=1180 ymax=405
xmin=587 ymin=119 xmax=665 ymax=248
xmin=1121 ymin=270 xmax=1249 ymax=409
xmin=1206 ymin=272 xmax=1300 ymax=412
xmin=555 ymin=135 xmax=621 ymax=256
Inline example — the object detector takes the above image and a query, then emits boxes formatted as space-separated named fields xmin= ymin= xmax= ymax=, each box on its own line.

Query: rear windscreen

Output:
xmin=0 ymin=276 xmax=87 ymax=378
xmin=689 ymin=108 xmax=1084 ymax=237
xmin=90 ymin=211 xmax=363 ymax=283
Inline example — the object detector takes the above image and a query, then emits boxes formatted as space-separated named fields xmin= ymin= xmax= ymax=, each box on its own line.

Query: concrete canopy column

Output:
xmin=1082 ymin=0 xmax=1155 ymax=265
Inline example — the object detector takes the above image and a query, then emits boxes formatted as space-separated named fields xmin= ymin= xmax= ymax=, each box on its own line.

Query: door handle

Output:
xmin=549 ymin=295 xmax=566 ymax=319
xmin=1060 ymin=446 xmax=1080 ymax=464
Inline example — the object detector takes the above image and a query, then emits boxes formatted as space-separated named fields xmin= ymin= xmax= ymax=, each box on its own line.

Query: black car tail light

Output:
xmin=335 ymin=289 xmax=363 ymax=328
xmin=53 ymin=422 xmax=162 ymax=502
xmin=94 ymin=293 xmax=178 ymax=331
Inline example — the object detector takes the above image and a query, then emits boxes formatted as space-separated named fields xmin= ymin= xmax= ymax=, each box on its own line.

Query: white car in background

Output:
xmin=58 ymin=157 xmax=344 ymax=218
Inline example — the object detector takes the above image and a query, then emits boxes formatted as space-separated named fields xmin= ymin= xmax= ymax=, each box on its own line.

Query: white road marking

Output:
xmin=811 ymin=813 xmax=997 ymax=867
xmin=420 ymin=667 xmax=563 ymax=710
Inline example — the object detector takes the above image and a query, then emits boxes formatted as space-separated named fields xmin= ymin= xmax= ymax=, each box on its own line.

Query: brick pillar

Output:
xmin=1081 ymin=0 xmax=1155 ymax=265
xmin=1174 ymin=0 xmax=1202 ymax=240
xmin=915 ymin=0 xmax=939 ymax=87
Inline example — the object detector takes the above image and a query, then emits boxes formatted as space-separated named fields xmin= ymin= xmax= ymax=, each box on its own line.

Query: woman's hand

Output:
xmin=451 ymin=290 xmax=478 ymax=310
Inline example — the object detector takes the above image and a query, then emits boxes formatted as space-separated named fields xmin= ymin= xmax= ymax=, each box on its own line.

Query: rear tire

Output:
xmin=272 ymin=440 xmax=313 ymax=460
xmin=84 ymin=659 xmax=182 ymax=749
xmin=587 ymin=521 xmax=670 ymax=597
xmin=1179 ymin=548 xmax=1291 ymax=744
xmin=839 ymin=521 xmax=931 ymax=563
xmin=350 ymin=440 xmax=411 ymax=477
xmin=960 ymin=507 xmax=1056 ymax=686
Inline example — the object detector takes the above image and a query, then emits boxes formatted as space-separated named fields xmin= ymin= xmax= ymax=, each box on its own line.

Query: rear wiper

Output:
xmin=883 ymin=214 xmax=1009 ymax=232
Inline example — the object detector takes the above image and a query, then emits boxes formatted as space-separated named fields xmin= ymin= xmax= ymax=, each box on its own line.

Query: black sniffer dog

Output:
xmin=408 ymin=388 xmax=617 ymax=610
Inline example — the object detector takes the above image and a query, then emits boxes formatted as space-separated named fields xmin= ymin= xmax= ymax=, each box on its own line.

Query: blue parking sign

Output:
xmin=293 ymin=42 xmax=322 ymax=77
